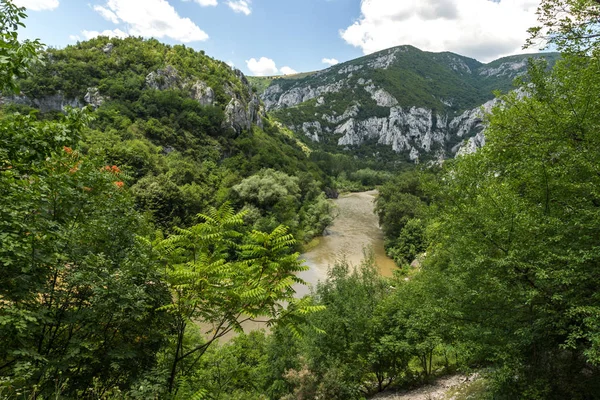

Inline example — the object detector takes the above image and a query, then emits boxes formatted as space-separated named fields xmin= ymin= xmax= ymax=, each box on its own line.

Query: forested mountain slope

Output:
xmin=0 ymin=27 xmax=332 ymax=397
xmin=1 ymin=36 xmax=332 ymax=239
xmin=252 ymin=46 xmax=559 ymax=162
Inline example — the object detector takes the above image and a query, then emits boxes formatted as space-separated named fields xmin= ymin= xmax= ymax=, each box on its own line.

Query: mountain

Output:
xmin=0 ymin=37 xmax=331 ymax=237
xmin=251 ymin=45 xmax=559 ymax=162
xmin=5 ymin=38 xmax=267 ymax=133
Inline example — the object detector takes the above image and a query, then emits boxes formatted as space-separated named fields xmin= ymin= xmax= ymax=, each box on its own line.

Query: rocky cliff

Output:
xmin=254 ymin=46 xmax=558 ymax=161
xmin=2 ymin=39 xmax=265 ymax=135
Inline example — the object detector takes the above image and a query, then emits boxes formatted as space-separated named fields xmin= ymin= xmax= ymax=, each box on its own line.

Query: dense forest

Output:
xmin=2 ymin=0 xmax=600 ymax=398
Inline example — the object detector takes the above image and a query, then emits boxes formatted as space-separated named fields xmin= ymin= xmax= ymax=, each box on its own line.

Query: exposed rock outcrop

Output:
xmin=223 ymin=91 xmax=266 ymax=133
xmin=190 ymin=81 xmax=215 ymax=106
xmin=1 ymin=93 xmax=83 ymax=113
xmin=84 ymin=87 xmax=104 ymax=108
xmin=364 ymin=85 xmax=398 ymax=107
xmin=263 ymin=79 xmax=348 ymax=110
xmin=479 ymin=59 xmax=528 ymax=78
xmin=224 ymin=98 xmax=251 ymax=132
xmin=302 ymin=121 xmax=322 ymax=142
xmin=145 ymin=66 xmax=180 ymax=90
xmin=284 ymin=100 xmax=499 ymax=161
xmin=367 ymin=48 xmax=399 ymax=69
xmin=334 ymin=106 xmax=447 ymax=157
xmin=457 ymin=130 xmax=486 ymax=156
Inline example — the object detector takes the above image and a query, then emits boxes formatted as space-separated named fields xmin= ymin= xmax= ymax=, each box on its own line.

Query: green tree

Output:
xmin=526 ymin=0 xmax=600 ymax=53
xmin=300 ymin=258 xmax=402 ymax=397
xmin=0 ymin=109 xmax=172 ymax=397
xmin=0 ymin=8 xmax=171 ymax=395
xmin=0 ymin=0 xmax=43 ymax=93
xmin=158 ymin=204 xmax=321 ymax=393
xmin=375 ymin=170 xmax=432 ymax=265
xmin=425 ymin=54 xmax=600 ymax=398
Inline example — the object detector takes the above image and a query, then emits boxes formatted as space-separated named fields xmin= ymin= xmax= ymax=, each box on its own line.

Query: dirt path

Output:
xmin=370 ymin=374 xmax=480 ymax=400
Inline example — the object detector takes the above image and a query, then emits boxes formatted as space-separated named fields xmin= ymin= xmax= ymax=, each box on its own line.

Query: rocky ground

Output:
xmin=371 ymin=374 xmax=482 ymax=400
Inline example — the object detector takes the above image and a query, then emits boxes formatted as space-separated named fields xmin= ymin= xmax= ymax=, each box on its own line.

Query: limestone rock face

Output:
xmin=103 ymin=43 xmax=114 ymax=55
xmin=191 ymin=81 xmax=215 ymax=106
xmin=247 ymin=94 xmax=264 ymax=129
xmin=302 ymin=122 xmax=322 ymax=142
xmin=4 ymin=88 xmax=107 ymax=112
xmin=2 ymin=93 xmax=83 ymax=113
xmin=146 ymin=66 xmax=180 ymax=90
xmin=84 ymin=87 xmax=105 ymax=108
xmin=224 ymin=98 xmax=250 ymax=132
xmin=283 ymin=100 xmax=500 ymax=162
xmin=338 ymin=65 xmax=363 ymax=75
xmin=262 ymin=80 xmax=347 ymax=111
xmin=367 ymin=48 xmax=399 ymax=69
xmin=479 ymin=59 xmax=528 ymax=78
xmin=457 ymin=130 xmax=486 ymax=156
xmin=334 ymin=106 xmax=447 ymax=159
xmin=322 ymin=104 xmax=359 ymax=125
xmin=364 ymin=85 xmax=398 ymax=107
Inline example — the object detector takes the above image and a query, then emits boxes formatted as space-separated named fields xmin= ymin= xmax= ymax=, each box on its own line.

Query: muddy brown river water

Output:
xmin=211 ymin=190 xmax=397 ymax=339
xmin=295 ymin=190 xmax=397 ymax=297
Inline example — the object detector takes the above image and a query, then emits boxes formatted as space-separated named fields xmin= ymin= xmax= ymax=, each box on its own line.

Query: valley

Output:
xmin=2 ymin=0 xmax=600 ymax=398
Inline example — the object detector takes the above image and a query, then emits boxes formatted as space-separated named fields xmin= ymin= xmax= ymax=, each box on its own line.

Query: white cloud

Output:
xmin=246 ymin=57 xmax=278 ymax=76
xmin=93 ymin=5 xmax=119 ymax=24
xmin=226 ymin=0 xmax=251 ymax=15
xmin=13 ymin=0 xmax=59 ymax=11
xmin=82 ymin=28 xmax=129 ymax=40
xmin=69 ymin=34 xmax=81 ymax=41
xmin=340 ymin=0 xmax=541 ymax=62
xmin=185 ymin=0 xmax=218 ymax=6
xmin=280 ymin=66 xmax=298 ymax=75
xmin=90 ymin=0 xmax=209 ymax=43
xmin=226 ymin=60 xmax=235 ymax=68
xmin=245 ymin=57 xmax=298 ymax=76
xmin=322 ymin=58 xmax=339 ymax=66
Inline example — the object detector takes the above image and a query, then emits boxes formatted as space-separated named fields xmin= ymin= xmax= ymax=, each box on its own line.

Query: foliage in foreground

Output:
xmin=0 ymin=105 xmax=324 ymax=397
xmin=426 ymin=53 xmax=600 ymax=398
xmin=0 ymin=2 xmax=327 ymax=396
xmin=375 ymin=53 xmax=600 ymax=398
xmin=173 ymin=258 xmax=466 ymax=400
xmin=0 ymin=106 xmax=174 ymax=397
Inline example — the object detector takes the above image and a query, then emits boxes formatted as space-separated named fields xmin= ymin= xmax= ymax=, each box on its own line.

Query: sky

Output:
xmin=14 ymin=0 xmax=543 ymax=76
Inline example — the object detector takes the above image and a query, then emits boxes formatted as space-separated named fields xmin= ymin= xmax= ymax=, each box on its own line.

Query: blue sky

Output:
xmin=15 ymin=0 xmax=543 ymax=76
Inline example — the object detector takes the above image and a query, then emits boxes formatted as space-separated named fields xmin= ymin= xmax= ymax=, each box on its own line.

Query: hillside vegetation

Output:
xmin=0 ymin=10 xmax=332 ymax=397
xmin=255 ymin=46 xmax=559 ymax=112
xmin=6 ymin=36 xmax=334 ymax=239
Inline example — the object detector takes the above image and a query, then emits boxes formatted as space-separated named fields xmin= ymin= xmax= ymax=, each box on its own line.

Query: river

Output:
xmin=210 ymin=190 xmax=396 ymax=340
xmin=295 ymin=190 xmax=397 ymax=297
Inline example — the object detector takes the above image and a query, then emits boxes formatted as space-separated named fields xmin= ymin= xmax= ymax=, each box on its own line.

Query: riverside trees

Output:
xmin=426 ymin=53 xmax=600 ymax=398
xmin=371 ymin=2 xmax=600 ymax=397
